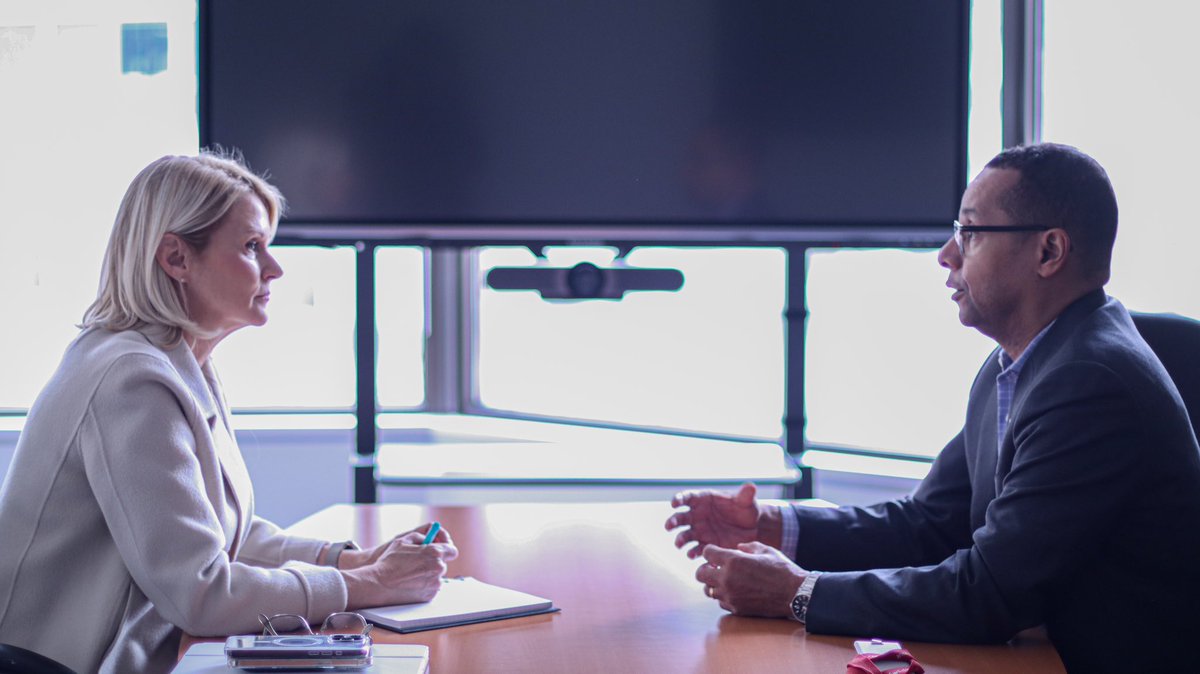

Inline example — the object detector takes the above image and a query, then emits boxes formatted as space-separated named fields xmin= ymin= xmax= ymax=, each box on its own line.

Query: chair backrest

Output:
xmin=0 ymin=643 xmax=77 ymax=674
xmin=1131 ymin=311 xmax=1200 ymax=441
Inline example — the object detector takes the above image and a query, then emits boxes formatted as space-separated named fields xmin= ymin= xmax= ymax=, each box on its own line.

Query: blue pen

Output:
xmin=422 ymin=521 xmax=442 ymax=545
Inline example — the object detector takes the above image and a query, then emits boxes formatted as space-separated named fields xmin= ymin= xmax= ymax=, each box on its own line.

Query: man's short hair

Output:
xmin=985 ymin=143 xmax=1118 ymax=283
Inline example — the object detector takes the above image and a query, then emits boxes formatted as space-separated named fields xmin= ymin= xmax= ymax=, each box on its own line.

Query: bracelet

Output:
xmin=790 ymin=571 xmax=822 ymax=624
xmin=325 ymin=540 xmax=360 ymax=567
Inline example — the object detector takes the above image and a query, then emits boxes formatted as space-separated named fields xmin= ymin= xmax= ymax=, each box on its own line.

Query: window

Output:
xmin=0 ymin=1 xmax=197 ymax=410
xmin=1042 ymin=2 xmax=1200 ymax=319
xmin=0 ymin=2 xmax=389 ymax=417
xmin=968 ymin=0 xmax=1003 ymax=181
xmin=218 ymin=247 xmax=358 ymax=410
xmin=376 ymin=246 xmax=428 ymax=409
xmin=476 ymin=246 xmax=786 ymax=439
xmin=804 ymin=249 xmax=996 ymax=458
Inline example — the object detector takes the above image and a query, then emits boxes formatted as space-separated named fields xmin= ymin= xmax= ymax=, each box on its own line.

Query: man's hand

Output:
xmin=695 ymin=542 xmax=806 ymax=618
xmin=665 ymin=482 xmax=781 ymax=559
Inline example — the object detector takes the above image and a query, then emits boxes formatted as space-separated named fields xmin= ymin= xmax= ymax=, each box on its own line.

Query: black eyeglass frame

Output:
xmin=951 ymin=220 xmax=1053 ymax=254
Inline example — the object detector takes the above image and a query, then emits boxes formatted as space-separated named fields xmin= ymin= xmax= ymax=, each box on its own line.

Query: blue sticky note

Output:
xmin=121 ymin=23 xmax=167 ymax=75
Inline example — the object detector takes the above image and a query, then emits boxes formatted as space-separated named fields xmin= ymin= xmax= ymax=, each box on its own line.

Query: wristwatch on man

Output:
xmin=325 ymin=540 xmax=360 ymax=567
xmin=790 ymin=571 xmax=822 ymax=624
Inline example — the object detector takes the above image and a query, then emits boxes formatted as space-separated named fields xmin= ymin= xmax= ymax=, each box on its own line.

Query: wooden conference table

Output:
xmin=273 ymin=502 xmax=1064 ymax=673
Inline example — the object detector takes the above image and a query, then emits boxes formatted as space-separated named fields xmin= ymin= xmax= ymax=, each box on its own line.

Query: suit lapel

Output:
xmin=962 ymin=350 xmax=1002 ymax=526
xmin=164 ymin=342 xmax=252 ymax=559
xmin=999 ymin=289 xmax=1109 ymax=479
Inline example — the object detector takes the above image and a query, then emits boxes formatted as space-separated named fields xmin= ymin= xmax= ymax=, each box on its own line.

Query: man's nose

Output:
xmin=937 ymin=237 xmax=959 ymax=270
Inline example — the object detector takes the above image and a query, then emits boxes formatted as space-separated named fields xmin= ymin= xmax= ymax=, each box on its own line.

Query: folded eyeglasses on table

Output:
xmin=258 ymin=611 xmax=373 ymax=637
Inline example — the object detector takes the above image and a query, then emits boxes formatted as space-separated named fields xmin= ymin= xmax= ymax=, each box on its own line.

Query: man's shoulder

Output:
xmin=1045 ymin=296 xmax=1145 ymax=365
xmin=1034 ymin=298 xmax=1180 ymax=406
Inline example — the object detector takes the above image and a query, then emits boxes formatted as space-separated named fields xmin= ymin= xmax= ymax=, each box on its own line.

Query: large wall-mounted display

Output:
xmin=200 ymin=1 xmax=967 ymax=230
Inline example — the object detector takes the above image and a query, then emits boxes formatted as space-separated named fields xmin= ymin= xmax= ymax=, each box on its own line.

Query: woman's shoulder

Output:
xmin=69 ymin=326 xmax=172 ymax=367
xmin=50 ymin=327 xmax=194 ymax=395
xmin=24 ymin=328 xmax=189 ymax=436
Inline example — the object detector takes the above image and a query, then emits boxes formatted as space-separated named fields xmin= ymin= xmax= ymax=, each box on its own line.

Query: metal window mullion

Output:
xmin=785 ymin=245 xmax=811 ymax=499
xmin=424 ymin=247 xmax=466 ymax=413
xmin=354 ymin=242 xmax=378 ymax=503
xmin=1002 ymin=0 xmax=1044 ymax=147
xmin=459 ymin=249 xmax=482 ymax=411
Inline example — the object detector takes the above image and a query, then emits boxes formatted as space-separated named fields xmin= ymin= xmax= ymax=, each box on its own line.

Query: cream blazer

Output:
xmin=0 ymin=328 xmax=348 ymax=674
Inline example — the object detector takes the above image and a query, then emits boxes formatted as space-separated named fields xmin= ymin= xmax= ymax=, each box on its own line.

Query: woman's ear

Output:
xmin=156 ymin=233 xmax=190 ymax=282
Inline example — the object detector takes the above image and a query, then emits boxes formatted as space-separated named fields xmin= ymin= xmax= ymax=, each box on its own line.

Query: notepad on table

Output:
xmin=360 ymin=577 xmax=558 ymax=633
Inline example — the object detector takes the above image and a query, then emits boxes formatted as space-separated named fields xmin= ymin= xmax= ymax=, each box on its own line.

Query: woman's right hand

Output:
xmin=341 ymin=530 xmax=458 ymax=609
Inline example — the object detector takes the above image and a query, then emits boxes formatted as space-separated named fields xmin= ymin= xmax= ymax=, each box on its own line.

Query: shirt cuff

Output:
xmin=780 ymin=503 xmax=800 ymax=559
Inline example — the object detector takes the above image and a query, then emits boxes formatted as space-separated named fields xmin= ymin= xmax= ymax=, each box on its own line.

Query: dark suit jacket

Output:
xmin=795 ymin=290 xmax=1200 ymax=673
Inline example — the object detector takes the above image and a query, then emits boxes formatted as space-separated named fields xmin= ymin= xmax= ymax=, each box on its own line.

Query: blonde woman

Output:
xmin=0 ymin=152 xmax=456 ymax=674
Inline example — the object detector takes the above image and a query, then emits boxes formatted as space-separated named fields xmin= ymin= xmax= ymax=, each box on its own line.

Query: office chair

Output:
xmin=0 ymin=643 xmax=76 ymax=674
xmin=1130 ymin=311 xmax=1200 ymax=439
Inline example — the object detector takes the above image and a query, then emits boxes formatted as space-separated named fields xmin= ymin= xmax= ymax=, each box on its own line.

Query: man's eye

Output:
xmin=962 ymin=231 xmax=976 ymax=243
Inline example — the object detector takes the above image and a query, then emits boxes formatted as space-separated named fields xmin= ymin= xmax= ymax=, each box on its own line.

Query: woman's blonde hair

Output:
xmin=81 ymin=150 xmax=284 ymax=346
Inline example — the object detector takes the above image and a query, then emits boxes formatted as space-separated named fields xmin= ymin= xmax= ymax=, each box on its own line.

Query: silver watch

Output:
xmin=790 ymin=571 xmax=822 ymax=624
xmin=326 ymin=540 xmax=360 ymax=567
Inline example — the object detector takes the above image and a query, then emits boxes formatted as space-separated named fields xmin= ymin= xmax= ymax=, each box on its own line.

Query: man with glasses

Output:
xmin=666 ymin=143 xmax=1200 ymax=673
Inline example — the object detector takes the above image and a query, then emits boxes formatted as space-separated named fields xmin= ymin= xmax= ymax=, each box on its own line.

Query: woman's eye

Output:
xmin=246 ymin=240 xmax=260 ymax=252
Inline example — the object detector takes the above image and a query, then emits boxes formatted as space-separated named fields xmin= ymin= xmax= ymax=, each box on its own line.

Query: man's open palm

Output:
xmin=666 ymin=483 xmax=761 ymax=559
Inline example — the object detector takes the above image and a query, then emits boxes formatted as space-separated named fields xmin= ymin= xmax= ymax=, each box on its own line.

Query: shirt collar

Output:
xmin=997 ymin=320 xmax=1056 ymax=377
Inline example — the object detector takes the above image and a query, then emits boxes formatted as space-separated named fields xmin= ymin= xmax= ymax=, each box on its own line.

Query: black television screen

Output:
xmin=200 ymin=1 xmax=967 ymax=229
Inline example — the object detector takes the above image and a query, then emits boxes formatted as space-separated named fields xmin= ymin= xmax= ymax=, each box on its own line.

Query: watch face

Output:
xmin=791 ymin=596 xmax=805 ymax=621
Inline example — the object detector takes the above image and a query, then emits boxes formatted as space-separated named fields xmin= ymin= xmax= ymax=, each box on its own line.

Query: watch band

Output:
xmin=790 ymin=571 xmax=822 ymax=624
xmin=325 ymin=540 xmax=360 ymax=567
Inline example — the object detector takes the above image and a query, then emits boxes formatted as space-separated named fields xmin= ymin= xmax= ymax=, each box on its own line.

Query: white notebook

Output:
xmin=360 ymin=577 xmax=557 ymax=633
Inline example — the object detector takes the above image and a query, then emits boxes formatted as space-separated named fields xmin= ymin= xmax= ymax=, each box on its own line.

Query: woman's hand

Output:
xmin=338 ymin=523 xmax=457 ymax=570
xmin=340 ymin=524 xmax=458 ymax=609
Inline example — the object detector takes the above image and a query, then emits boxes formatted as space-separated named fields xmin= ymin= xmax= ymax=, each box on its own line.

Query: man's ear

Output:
xmin=1036 ymin=228 xmax=1071 ymax=278
xmin=155 ymin=233 xmax=190 ymax=282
